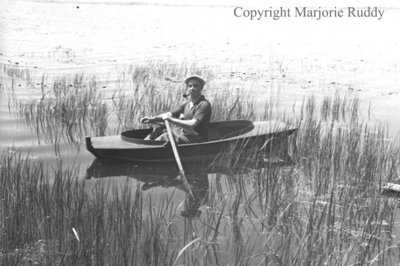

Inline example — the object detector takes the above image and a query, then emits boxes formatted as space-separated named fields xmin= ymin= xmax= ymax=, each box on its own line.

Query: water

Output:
xmin=1 ymin=0 xmax=399 ymax=181
xmin=1 ymin=1 xmax=400 ymax=263
xmin=1 ymin=1 xmax=400 ymax=133
xmin=0 ymin=0 xmax=399 ymax=184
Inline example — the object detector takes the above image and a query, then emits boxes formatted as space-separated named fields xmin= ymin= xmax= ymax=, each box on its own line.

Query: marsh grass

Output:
xmin=18 ymin=74 xmax=109 ymax=153
xmin=1 ymin=65 xmax=34 ymax=111
xmin=3 ymin=62 xmax=400 ymax=265
xmin=2 ymin=65 xmax=32 ymax=85
xmin=0 ymin=151 xmax=183 ymax=265
xmin=16 ymin=62 xmax=258 ymax=153
xmin=1 ymin=109 xmax=400 ymax=265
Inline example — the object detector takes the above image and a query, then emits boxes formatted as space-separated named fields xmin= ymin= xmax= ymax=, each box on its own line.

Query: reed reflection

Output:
xmin=86 ymin=159 xmax=212 ymax=218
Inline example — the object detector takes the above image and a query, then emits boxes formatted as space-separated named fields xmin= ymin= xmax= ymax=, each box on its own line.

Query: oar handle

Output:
xmin=165 ymin=120 xmax=195 ymax=199
xmin=141 ymin=117 xmax=165 ymax=127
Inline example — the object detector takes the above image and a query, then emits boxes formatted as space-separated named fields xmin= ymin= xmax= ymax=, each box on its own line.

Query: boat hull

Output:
xmin=86 ymin=120 xmax=297 ymax=163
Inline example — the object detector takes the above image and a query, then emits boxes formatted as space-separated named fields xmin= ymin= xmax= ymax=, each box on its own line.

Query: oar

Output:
xmin=164 ymin=120 xmax=195 ymax=199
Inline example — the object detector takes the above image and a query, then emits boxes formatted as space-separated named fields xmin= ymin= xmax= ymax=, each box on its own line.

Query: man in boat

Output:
xmin=141 ymin=75 xmax=212 ymax=144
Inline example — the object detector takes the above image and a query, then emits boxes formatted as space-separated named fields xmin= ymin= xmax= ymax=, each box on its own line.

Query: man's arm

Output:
xmin=141 ymin=112 xmax=198 ymax=134
xmin=167 ymin=116 xmax=198 ymax=129
xmin=140 ymin=112 xmax=171 ymax=124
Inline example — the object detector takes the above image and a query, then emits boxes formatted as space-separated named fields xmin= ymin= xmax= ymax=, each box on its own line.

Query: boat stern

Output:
xmin=85 ymin=136 xmax=98 ymax=157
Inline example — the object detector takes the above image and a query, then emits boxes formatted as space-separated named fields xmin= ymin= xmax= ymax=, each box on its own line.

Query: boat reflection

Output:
xmin=86 ymin=157 xmax=294 ymax=218
xmin=86 ymin=159 xmax=217 ymax=218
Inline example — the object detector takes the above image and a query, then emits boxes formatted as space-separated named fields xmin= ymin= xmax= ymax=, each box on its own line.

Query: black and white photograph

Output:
xmin=1 ymin=0 xmax=400 ymax=264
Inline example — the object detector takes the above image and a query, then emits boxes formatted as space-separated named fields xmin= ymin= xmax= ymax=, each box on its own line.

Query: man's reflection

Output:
xmin=86 ymin=159 xmax=210 ymax=218
xmin=140 ymin=171 xmax=208 ymax=218
xmin=180 ymin=173 xmax=208 ymax=218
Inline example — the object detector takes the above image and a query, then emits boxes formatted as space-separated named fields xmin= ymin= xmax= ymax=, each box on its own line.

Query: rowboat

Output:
xmin=85 ymin=120 xmax=297 ymax=163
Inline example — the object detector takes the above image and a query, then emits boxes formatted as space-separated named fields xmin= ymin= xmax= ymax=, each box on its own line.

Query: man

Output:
xmin=141 ymin=75 xmax=212 ymax=144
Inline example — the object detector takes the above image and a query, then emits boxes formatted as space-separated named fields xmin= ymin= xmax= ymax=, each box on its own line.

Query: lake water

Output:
xmin=1 ymin=0 xmax=400 ymax=176
xmin=1 ymin=1 xmax=400 ymax=263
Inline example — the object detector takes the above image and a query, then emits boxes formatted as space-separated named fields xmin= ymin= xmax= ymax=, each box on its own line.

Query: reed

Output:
xmin=16 ymin=62 xmax=258 ymax=153
xmin=15 ymin=62 xmax=216 ymax=150
xmin=3 ymin=62 xmax=400 ymax=264
xmin=18 ymin=74 xmax=110 ymax=153
xmin=2 ymin=65 xmax=32 ymax=85
xmin=0 ymin=151 xmax=181 ymax=265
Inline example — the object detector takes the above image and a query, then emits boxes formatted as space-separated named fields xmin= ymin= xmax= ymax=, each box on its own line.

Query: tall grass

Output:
xmin=3 ymin=62 xmax=400 ymax=265
xmin=3 ymin=90 xmax=400 ymax=265
xmin=16 ymin=62 xmax=258 ymax=153
xmin=18 ymin=74 xmax=109 ymax=153
xmin=0 ymin=150 xmax=183 ymax=265
xmin=2 ymin=65 xmax=32 ymax=85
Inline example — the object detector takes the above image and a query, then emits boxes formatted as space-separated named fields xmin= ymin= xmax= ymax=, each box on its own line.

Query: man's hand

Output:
xmin=141 ymin=112 xmax=172 ymax=124
xmin=140 ymin=117 xmax=153 ymax=124
xmin=161 ymin=113 xmax=171 ymax=121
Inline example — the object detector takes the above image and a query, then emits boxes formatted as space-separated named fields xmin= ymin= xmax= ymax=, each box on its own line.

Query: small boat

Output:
xmin=85 ymin=120 xmax=297 ymax=163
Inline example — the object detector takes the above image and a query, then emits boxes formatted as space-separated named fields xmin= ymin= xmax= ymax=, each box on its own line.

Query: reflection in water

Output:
xmin=86 ymin=158 xmax=294 ymax=219
xmin=86 ymin=159 xmax=213 ymax=218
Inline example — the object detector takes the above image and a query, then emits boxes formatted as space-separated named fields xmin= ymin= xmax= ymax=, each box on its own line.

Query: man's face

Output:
xmin=186 ymin=79 xmax=203 ymax=98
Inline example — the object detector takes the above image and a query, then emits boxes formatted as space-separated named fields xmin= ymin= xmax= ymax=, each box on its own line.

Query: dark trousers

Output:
xmin=146 ymin=126 xmax=200 ymax=144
